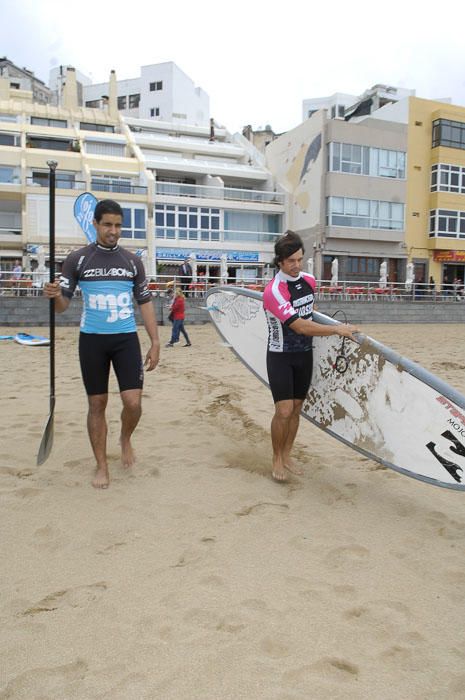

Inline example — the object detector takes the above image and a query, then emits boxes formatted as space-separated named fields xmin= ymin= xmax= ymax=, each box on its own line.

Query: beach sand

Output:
xmin=1 ymin=322 xmax=465 ymax=699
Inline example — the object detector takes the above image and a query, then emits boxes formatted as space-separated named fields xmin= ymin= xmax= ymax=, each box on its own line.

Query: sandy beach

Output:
xmin=1 ymin=322 xmax=465 ymax=699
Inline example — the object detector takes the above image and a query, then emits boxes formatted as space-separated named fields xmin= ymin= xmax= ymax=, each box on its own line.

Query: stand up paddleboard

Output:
xmin=14 ymin=333 xmax=50 ymax=347
xmin=206 ymin=286 xmax=465 ymax=491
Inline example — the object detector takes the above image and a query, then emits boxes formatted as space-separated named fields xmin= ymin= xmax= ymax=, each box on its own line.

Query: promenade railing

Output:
xmin=1 ymin=271 xmax=464 ymax=303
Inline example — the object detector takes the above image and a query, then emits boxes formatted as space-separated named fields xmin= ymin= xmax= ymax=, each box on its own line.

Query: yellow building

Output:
xmin=406 ymin=97 xmax=465 ymax=290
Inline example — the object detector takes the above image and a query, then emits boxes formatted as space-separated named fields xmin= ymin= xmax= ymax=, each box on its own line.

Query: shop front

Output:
xmin=433 ymin=250 xmax=465 ymax=287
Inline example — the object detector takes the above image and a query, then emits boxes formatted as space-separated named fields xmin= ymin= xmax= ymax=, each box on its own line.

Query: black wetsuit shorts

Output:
xmin=266 ymin=349 xmax=313 ymax=403
xmin=79 ymin=332 xmax=144 ymax=395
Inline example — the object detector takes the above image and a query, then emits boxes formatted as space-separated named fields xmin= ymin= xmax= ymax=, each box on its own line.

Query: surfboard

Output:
xmin=206 ymin=286 xmax=465 ymax=491
xmin=14 ymin=333 xmax=50 ymax=347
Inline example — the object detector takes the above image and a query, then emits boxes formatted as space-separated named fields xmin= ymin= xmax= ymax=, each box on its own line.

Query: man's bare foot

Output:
xmin=272 ymin=457 xmax=288 ymax=482
xmin=92 ymin=467 xmax=109 ymax=489
xmin=120 ymin=438 xmax=136 ymax=469
xmin=284 ymin=459 xmax=304 ymax=476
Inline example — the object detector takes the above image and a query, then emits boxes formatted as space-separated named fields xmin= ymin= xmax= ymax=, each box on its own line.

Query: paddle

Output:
xmin=37 ymin=160 xmax=58 ymax=465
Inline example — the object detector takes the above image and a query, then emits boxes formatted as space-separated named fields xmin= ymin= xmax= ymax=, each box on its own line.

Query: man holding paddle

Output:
xmin=263 ymin=231 xmax=358 ymax=482
xmin=44 ymin=199 xmax=160 ymax=489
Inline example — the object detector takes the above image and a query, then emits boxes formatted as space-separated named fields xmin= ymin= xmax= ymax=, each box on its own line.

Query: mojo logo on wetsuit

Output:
xmin=88 ymin=291 xmax=133 ymax=323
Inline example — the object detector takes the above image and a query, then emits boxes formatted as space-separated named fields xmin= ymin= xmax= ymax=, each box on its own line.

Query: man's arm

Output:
xmin=139 ymin=300 xmax=160 ymax=371
xmin=289 ymin=316 xmax=359 ymax=340
xmin=43 ymin=281 xmax=71 ymax=313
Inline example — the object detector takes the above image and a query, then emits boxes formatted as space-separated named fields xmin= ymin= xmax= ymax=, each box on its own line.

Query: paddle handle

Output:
xmin=47 ymin=161 xmax=57 ymax=407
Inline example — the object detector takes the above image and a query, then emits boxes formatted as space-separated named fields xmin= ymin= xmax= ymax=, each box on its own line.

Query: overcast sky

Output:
xmin=2 ymin=0 xmax=465 ymax=133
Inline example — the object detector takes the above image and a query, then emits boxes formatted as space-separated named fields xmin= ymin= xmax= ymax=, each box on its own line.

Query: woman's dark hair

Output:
xmin=94 ymin=199 xmax=124 ymax=222
xmin=273 ymin=230 xmax=304 ymax=267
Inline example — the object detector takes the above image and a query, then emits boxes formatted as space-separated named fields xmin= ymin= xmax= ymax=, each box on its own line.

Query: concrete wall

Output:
xmin=1 ymin=296 xmax=464 ymax=327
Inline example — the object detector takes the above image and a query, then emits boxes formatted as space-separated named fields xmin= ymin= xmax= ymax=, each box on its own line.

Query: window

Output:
xmin=432 ymin=119 xmax=465 ymax=150
xmin=327 ymin=197 xmax=404 ymax=230
xmin=150 ymin=109 xmax=154 ymax=117
xmin=92 ymin=176 xmax=133 ymax=194
xmin=121 ymin=207 xmax=146 ymax=239
xmin=0 ymin=166 xmax=15 ymax=183
xmin=429 ymin=209 xmax=465 ymax=239
xmin=155 ymin=204 xmax=221 ymax=241
xmin=150 ymin=108 xmax=160 ymax=118
xmin=85 ymin=99 xmax=101 ymax=108
xmin=117 ymin=96 xmax=127 ymax=110
xmin=31 ymin=170 xmax=76 ymax=189
xmin=346 ymin=257 xmax=380 ymax=275
xmin=149 ymin=81 xmax=163 ymax=91
xmin=79 ymin=122 xmax=115 ymax=133
xmin=26 ymin=136 xmax=71 ymax=151
xmin=0 ymin=132 xmax=20 ymax=146
xmin=31 ymin=116 xmax=67 ymax=128
xmin=328 ymin=142 xmax=405 ymax=179
xmin=129 ymin=94 xmax=140 ymax=109
xmin=85 ymin=141 xmax=125 ymax=157
xmin=338 ymin=105 xmax=345 ymax=118
xmin=431 ymin=163 xmax=465 ymax=194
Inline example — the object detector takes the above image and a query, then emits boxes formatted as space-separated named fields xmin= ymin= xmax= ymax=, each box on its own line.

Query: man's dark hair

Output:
xmin=94 ymin=199 xmax=124 ymax=222
xmin=273 ymin=230 xmax=304 ymax=267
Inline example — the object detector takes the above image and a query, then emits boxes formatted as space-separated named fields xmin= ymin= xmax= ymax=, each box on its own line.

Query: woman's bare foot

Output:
xmin=92 ymin=466 xmax=109 ymax=489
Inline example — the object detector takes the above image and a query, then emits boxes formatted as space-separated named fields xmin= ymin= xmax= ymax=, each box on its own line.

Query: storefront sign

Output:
xmin=156 ymin=247 xmax=259 ymax=262
xmin=433 ymin=250 xmax=465 ymax=262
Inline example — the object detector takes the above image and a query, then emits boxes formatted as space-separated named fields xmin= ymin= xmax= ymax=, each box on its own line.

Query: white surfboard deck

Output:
xmin=206 ymin=286 xmax=465 ymax=490
xmin=14 ymin=333 xmax=50 ymax=347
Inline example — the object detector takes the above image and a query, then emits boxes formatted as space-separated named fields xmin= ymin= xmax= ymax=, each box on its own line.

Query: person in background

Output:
xmin=166 ymin=288 xmax=192 ymax=348
xmin=179 ymin=258 xmax=192 ymax=295
xmin=7 ymin=258 xmax=22 ymax=293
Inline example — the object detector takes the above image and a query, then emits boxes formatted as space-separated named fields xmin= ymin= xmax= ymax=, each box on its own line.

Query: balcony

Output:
xmin=154 ymin=227 xmax=279 ymax=244
xmin=0 ymin=227 xmax=21 ymax=243
xmin=91 ymin=180 xmax=148 ymax=195
xmin=26 ymin=176 xmax=86 ymax=190
xmin=156 ymin=181 xmax=284 ymax=205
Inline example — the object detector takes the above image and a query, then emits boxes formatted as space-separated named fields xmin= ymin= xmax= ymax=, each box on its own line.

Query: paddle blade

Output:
xmin=36 ymin=398 xmax=55 ymax=465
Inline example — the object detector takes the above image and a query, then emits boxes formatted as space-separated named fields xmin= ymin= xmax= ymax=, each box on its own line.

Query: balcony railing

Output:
xmin=156 ymin=181 xmax=285 ymax=204
xmin=26 ymin=177 xmax=86 ymax=190
xmin=154 ymin=227 xmax=279 ymax=244
xmin=91 ymin=181 xmax=148 ymax=195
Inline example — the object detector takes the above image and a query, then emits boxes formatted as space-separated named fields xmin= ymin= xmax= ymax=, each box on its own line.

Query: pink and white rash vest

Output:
xmin=263 ymin=270 xmax=316 ymax=352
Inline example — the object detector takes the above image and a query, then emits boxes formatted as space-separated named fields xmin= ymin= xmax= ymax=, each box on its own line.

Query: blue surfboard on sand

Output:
xmin=14 ymin=333 xmax=50 ymax=347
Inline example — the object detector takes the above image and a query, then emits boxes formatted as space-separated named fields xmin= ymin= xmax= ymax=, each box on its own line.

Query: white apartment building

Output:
xmin=0 ymin=67 xmax=285 ymax=283
xmin=82 ymin=62 xmax=210 ymax=126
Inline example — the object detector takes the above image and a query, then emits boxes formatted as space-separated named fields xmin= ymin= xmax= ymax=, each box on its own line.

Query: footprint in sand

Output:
xmin=20 ymin=582 xmax=108 ymax=616
xmin=260 ymin=637 xmax=291 ymax=659
xmin=34 ymin=524 xmax=69 ymax=552
xmin=235 ymin=502 xmax=289 ymax=517
xmin=0 ymin=659 xmax=87 ymax=699
xmin=324 ymin=544 xmax=370 ymax=568
xmin=283 ymin=657 xmax=359 ymax=684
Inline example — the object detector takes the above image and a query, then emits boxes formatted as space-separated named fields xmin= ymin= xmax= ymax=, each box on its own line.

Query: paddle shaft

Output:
xmin=48 ymin=160 xmax=57 ymax=410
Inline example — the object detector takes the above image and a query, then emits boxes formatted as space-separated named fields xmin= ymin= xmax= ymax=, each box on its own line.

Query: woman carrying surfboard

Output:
xmin=263 ymin=231 xmax=358 ymax=482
